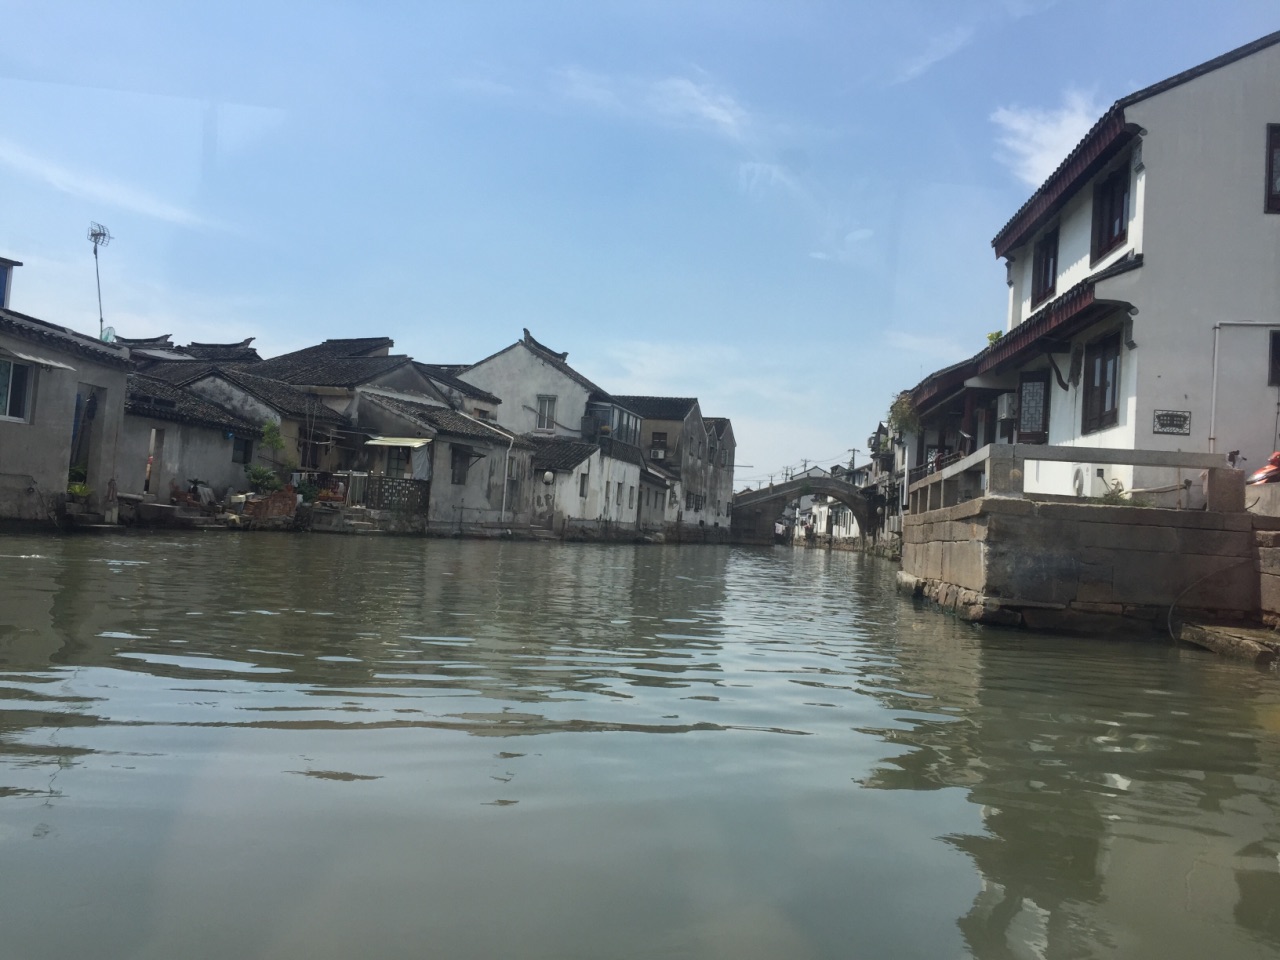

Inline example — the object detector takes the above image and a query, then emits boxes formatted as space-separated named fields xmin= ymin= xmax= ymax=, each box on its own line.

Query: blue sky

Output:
xmin=3 ymin=1 xmax=1276 ymax=485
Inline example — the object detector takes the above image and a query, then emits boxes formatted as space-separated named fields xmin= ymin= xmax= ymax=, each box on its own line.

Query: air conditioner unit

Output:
xmin=1071 ymin=463 xmax=1110 ymax=498
xmin=649 ymin=449 xmax=666 ymax=460
xmin=996 ymin=392 xmax=1018 ymax=422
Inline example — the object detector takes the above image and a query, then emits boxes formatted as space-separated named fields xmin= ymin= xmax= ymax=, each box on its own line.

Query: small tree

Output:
xmin=887 ymin=392 xmax=920 ymax=437
xmin=260 ymin=421 xmax=286 ymax=462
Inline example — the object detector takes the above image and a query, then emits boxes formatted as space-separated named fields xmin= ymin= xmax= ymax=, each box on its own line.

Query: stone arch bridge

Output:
xmin=731 ymin=476 xmax=872 ymax=545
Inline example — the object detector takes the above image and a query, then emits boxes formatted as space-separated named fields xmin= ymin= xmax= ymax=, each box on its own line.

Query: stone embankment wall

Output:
xmin=899 ymin=496 xmax=1271 ymax=633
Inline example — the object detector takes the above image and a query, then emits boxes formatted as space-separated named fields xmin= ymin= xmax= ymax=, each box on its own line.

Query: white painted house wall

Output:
xmin=460 ymin=344 xmax=593 ymax=439
xmin=1006 ymin=40 xmax=1280 ymax=496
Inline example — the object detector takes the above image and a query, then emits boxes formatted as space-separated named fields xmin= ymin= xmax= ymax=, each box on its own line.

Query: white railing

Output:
xmin=906 ymin=443 xmax=1227 ymax=514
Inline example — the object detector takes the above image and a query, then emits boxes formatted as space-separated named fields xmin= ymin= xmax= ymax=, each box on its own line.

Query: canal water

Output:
xmin=0 ymin=534 xmax=1277 ymax=960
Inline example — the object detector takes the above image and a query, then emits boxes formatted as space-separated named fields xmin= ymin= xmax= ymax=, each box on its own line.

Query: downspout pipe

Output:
xmin=458 ymin=411 xmax=517 ymax=523
xmin=1209 ymin=321 xmax=1280 ymax=454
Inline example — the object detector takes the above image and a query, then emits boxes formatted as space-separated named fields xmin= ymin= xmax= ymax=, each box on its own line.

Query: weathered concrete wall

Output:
xmin=902 ymin=496 xmax=1263 ymax=631
xmin=0 ymin=333 xmax=127 ymax=520
xmin=118 ymin=416 xmax=250 ymax=498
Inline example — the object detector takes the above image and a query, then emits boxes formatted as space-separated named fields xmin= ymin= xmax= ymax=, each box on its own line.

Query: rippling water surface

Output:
xmin=1 ymin=533 xmax=1278 ymax=959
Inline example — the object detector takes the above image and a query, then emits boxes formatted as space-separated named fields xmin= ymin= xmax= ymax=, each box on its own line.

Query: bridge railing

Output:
xmin=905 ymin=443 xmax=1227 ymax=515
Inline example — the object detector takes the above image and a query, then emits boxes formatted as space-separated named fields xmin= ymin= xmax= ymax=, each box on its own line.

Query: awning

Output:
xmin=3 ymin=349 xmax=75 ymax=371
xmin=364 ymin=436 xmax=432 ymax=448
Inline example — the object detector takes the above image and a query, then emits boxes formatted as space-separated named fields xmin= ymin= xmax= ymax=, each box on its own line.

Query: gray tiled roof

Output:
xmin=132 ymin=360 xmax=222 ymax=385
xmin=180 ymin=338 xmax=262 ymax=363
xmin=251 ymin=353 xmax=412 ymax=387
xmin=209 ymin=368 xmax=350 ymax=425
xmin=126 ymin=375 xmax=260 ymax=435
xmin=0 ymin=308 xmax=133 ymax=369
xmin=612 ymin=395 xmax=698 ymax=421
xmin=362 ymin=393 xmax=527 ymax=445
xmin=413 ymin=362 xmax=502 ymax=404
xmin=526 ymin=435 xmax=597 ymax=472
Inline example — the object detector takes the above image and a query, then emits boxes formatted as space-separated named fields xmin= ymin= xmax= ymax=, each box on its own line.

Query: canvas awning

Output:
xmin=364 ymin=436 xmax=432 ymax=448
xmin=2 ymin=349 xmax=75 ymax=371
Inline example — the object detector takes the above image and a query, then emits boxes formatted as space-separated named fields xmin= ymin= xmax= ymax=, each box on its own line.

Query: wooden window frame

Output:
xmin=1267 ymin=125 xmax=1280 ymax=214
xmin=1091 ymin=163 xmax=1131 ymax=262
xmin=1082 ymin=333 xmax=1122 ymax=435
xmin=535 ymin=395 xmax=557 ymax=432
xmin=1017 ymin=371 xmax=1051 ymax=444
xmin=1030 ymin=228 xmax=1058 ymax=307
xmin=0 ymin=358 xmax=32 ymax=422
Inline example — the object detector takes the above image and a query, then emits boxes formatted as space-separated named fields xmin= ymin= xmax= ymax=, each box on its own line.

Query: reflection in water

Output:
xmin=0 ymin=534 xmax=1277 ymax=960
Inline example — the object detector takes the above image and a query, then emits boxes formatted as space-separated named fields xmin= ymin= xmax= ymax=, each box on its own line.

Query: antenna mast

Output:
xmin=87 ymin=222 xmax=112 ymax=340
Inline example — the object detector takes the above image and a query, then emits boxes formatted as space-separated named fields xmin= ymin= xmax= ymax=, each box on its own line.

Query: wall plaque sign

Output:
xmin=1152 ymin=410 xmax=1191 ymax=435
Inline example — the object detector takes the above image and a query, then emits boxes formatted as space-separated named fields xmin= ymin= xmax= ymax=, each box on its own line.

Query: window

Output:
xmin=1017 ymin=371 xmax=1050 ymax=444
xmin=615 ymin=482 xmax=623 ymax=505
xmin=1082 ymin=333 xmax=1121 ymax=434
xmin=1031 ymin=228 xmax=1058 ymax=306
xmin=1270 ymin=331 xmax=1280 ymax=385
xmin=0 ymin=358 xmax=31 ymax=421
xmin=232 ymin=437 xmax=253 ymax=464
xmin=627 ymin=486 xmax=634 ymax=508
xmin=651 ymin=432 xmax=667 ymax=449
xmin=536 ymin=395 xmax=556 ymax=431
xmin=474 ymin=407 xmax=491 ymax=420
xmin=1092 ymin=164 xmax=1130 ymax=260
xmin=605 ymin=481 xmax=611 ymax=503
xmin=1268 ymin=125 xmax=1280 ymax=214
xmin=387 ymin=446 xmax=409 ymax=478
xmin=450 ymin=446 xmax=470 ymax=484
xmin=579 ymin=472 xmax=588 ymax=497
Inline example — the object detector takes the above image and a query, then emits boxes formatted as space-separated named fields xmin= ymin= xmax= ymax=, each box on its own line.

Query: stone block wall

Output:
xmin=902 ymin=497 xmax=1263 ymax=632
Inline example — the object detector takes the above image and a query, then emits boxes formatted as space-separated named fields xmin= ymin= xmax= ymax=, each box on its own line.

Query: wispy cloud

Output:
xmin=644 ymin=75 xmax=748 ymax=141
xmin=809 ymin=227 xmax=874 ymax=263
xmin=893 ymin=25 xmax=976 ymax=84
xmin=550 ymin=67 xmax=750 ymax=142
xmin=885 ymin=330 xmax=972 ymax=364
xmin=0 ymin=139 xmax=206 ymax=227
xmin=990 ymin=89 xmax=1105 ymax=187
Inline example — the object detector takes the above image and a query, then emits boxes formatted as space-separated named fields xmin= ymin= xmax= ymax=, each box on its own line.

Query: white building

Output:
xmin=906 ymin=30 xmax=1280 ymax=499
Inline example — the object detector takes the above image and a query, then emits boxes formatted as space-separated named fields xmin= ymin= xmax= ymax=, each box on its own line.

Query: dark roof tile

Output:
xmin=362 ymin=393 xmax=525 ymax=445
xmin=126 ymin=375 xmax=260 ymax=435
xmin=612 ymin=395 xmax=698 ymax=421
xmin=0 ymin=308 xmax=133 ymax=369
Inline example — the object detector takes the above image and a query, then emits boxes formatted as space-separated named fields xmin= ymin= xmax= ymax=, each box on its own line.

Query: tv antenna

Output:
xmin=87 ymin=222 xmax=112 ymax=340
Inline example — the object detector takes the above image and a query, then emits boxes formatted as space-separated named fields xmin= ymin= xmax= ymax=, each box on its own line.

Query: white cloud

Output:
xmin=0 ymin=138 xmax=206 ymax=227
xmin=738 ymin=161 xmax=802 ymax=198
xmin=990 ymin=89 xmax=1105 ymax=188
xmin=894 ymin=25 xmax=976 ymax=84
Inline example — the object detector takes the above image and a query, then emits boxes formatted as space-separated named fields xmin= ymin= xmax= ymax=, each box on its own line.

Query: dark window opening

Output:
xmin=1092 ymin=163 xmax=1130 ymax=261
xmin=579 ymin=472 xmax=588 ymax=497
xmin=232 ymin=437 xmax=253 ymax=464
xmin=450 ymin=446 xmax=470 ymax=484
xmin=1082 ymin=333 xmax=1121 ymax=434
xmin=1017 ymin=371 xmax=1050 ymax=444
xmin=1031 ymin=228 xmax=1058 ymax=306
xmin=651 ymin=432 xmax=667 ymax=449
xmin=1270 ymin=330 xmax=1280 ymax=385
xmin=1267 ymin=125 xmax=1280 ymax=214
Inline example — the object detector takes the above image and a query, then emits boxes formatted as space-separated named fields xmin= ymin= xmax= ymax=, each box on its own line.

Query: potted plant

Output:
xmin=67 ymin=482 xmax=92 ymax=504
